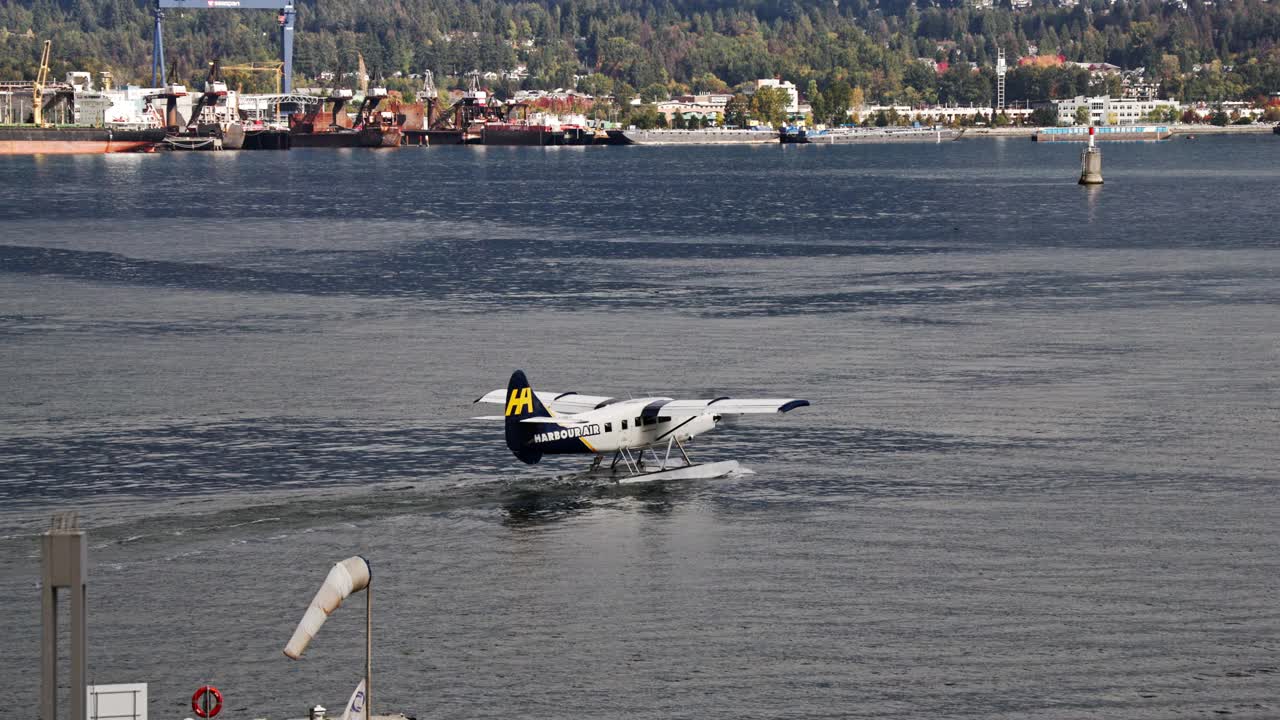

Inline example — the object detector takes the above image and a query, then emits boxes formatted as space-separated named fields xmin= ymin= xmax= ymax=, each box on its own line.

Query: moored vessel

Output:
xmin=290 ymin=126 xmax=400 ymax=148
xmin=0 ymin=125 xmax=165 ymax=154
xmin=289 ymin=88 xmax=402 ymax=148
xmin=241 ymin=124 xmax=292 ymax=150
xmin=617 ymin=127 xmax=779 ymax=144
xmin=1033 ymin=125 xmax=1171 ymax=142
xmin=481 ymin=121 xmax=564 ymax=146
xmin=784 ymin=126 xmax=960 ymax=143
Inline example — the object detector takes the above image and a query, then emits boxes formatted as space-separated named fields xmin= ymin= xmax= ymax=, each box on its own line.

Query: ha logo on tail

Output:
xmin=475 ymin=370 xmax=809 ymax=482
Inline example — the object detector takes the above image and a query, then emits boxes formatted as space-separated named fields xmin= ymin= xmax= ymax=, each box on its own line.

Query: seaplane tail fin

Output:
xmin=503 ymin=369 xmax=552 ymax=465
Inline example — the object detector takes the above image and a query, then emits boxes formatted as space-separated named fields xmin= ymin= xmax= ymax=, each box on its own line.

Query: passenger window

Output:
xmin=657 ymin=416 xmax=670 ymax=423
xmin=604 ymin=423 xmax=612 ymax=432
xmin=635 ymin=417 xmax=642 ymax=426
xmin=621 ymin=419 xmax=628 ymax=430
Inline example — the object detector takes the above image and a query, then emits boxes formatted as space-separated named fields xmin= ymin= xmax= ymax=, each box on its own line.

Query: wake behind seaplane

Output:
xmin=474 ymin=370 xmax=809 ymax=482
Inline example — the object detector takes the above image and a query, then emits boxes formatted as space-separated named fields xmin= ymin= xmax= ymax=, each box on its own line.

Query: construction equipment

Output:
xmin=184 ymin=60 xmax=229 ymax=131
xmin=222 ymin=62 xmax=284 ymax=94
xmin=32 ymin=40 xmax=51 ymax=126
xmin=153 ymin=0 xmax=295 ymax=92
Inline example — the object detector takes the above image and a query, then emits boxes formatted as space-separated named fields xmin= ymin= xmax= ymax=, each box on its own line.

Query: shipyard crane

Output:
xmin=221 ymin=62 xmax=284 ymax=94
xmin=292 ymin=89 xmax=354 ymax=132
xmin=183 ymin=61 xmax=229 ymax=131
xmin=353 ymin=88 xmax=391 ymax=128
xmin=152 ymin=0 xmax=296 ymax=92
xmin=427 ymin=72 xmax=495 ymax=131
xmin=32 ymin=40 xmax=51 ymax=126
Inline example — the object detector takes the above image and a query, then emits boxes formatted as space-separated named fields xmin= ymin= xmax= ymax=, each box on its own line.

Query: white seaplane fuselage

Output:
xmin=521 ymin=398 xmax=720 ymax=455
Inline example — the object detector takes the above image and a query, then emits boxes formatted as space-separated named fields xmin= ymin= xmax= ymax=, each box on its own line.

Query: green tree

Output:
xmin=614 ymin=83 xmax=637 ymax=107
xmin=749 ymin=86 xmax=788 ymax=127
xmin=691 ymin=72 xmax=728 ymax=94
xmin=629 ymin=104 xmax=660 ymax=129
xmin=1074 ymin=106 xmax=1091 ymax=125
xmin=639 ymin=82 xmax=669 ymax=103
xmin=806 ymin=79 xmax=827 ymax=125
xmin=824 ymin=81 xmax=853 ymax=125
xmin=577 ymin=73 xmax=613 ymax=98
xmin=1030 ymin=106 xmax=1058 ymax=126
xmin=723 ymin=94 xmax=751 ymax=128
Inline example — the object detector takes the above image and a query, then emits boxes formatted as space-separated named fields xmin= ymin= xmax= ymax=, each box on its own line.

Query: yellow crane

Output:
xmin=32 ymin=39 xmax=51 ymax=126
xmin=221 ymin=62 xmax=284 ymax=94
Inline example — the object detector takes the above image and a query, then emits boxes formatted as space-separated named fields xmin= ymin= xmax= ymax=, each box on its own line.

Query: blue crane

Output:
xmin=152 ymin=0 xmax=297 ymax=93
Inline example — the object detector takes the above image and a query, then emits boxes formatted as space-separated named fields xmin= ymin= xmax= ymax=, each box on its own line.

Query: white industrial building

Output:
xmin=1054 ymin=95 xmax=1180 ymax=125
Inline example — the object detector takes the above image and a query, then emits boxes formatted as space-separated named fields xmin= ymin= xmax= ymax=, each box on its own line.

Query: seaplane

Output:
xmin=474 ymin=370 xmax=810 ymax=483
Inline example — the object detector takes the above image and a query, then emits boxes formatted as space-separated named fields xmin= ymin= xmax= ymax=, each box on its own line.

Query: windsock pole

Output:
xmin=366 ymin=581 xmax=372 ymax=720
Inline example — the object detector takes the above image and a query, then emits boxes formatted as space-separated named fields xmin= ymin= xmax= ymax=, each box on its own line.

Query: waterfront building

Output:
xmin=656 ymin=94 xmax=731 ymax=123
xmin=1054 ymin=95 xmax=1180 ymax=125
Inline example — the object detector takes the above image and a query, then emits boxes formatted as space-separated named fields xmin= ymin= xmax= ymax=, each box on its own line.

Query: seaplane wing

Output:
xmin=472 ymin=391 xmax=808 ymax=418
xmin=473 ymin=388 xmax=616 ymax=415
xmin=471 ymin=415 xmax=591 ymax=426
xmin=475 ymin=371 xmax=810 ymax=481
xmin=656 ymin=398 xmax=810 ymax=416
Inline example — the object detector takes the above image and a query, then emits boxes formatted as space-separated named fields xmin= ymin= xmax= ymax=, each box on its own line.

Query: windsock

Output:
xmin=283 ymin=556 xmax=371 ymax=660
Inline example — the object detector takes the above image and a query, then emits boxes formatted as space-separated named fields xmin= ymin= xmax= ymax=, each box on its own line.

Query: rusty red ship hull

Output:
xmin=290 ymin=127 xmax=401 ymax=148
xmin=0 ymin=126 xmax=165 ymax=154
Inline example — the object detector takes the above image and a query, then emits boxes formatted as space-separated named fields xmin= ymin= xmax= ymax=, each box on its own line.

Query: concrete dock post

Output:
xmin=42 ymin=512 xmax=88 ymax=720
xmin=1080 ymin=126 xmax=1103 ymax=185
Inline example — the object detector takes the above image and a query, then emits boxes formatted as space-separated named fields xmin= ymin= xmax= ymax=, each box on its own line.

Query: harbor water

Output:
xmin=1 ymin=138 xmax=1278 ymax=719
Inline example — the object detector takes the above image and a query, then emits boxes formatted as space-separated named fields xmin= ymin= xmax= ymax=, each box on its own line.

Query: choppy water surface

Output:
xmin=1 ymin=139 xmax=1278 ymax=719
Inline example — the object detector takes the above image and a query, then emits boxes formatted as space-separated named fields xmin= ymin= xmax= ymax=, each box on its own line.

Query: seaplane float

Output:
xmin=475 ymin=370 xmax=809 ymax=483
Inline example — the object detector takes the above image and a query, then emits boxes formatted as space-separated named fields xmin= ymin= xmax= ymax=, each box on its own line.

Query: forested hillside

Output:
xmin=2 ymin=0 xmax=1278 ymax=102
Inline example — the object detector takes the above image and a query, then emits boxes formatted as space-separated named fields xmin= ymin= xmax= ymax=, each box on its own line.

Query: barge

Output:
xmin=782 ymin=126 xmax=960 ymax=143
xmin=481 ymin=121 xmax=564 ymax=146
xmin=1033 ymin=125 xmax=1172 ymax=141
xmin=616 ymin=128 xmax=779 ymax=144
